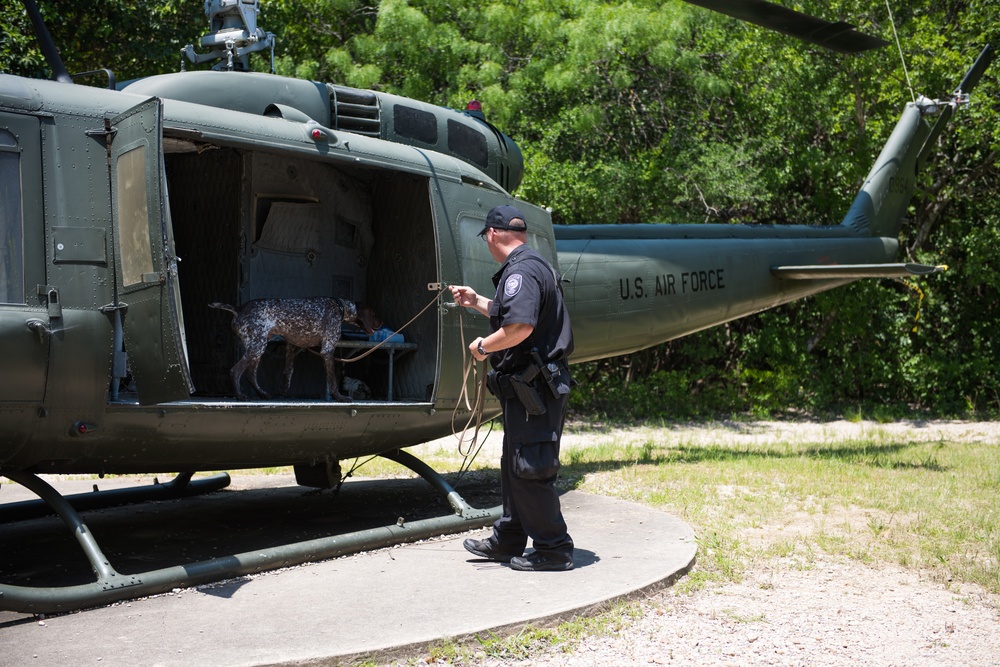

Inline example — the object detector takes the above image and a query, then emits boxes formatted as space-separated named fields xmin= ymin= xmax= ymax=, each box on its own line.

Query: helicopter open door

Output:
xmin=109 ymin=98 xmax=193 ymax=404
xmin=0 ymin=113 xmax=47 ymax=405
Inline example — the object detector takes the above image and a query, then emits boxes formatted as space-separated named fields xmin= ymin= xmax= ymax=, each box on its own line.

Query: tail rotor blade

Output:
xmin=955 ymin=44 xmax=995 ymax=96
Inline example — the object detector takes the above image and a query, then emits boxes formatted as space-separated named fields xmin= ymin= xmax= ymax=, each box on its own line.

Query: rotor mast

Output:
xmin=182 ymin=0 xmax=275 ymax=72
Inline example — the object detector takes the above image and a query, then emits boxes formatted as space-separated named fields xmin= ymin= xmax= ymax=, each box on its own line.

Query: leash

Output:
xmin=310 ymin=284 xmax=495 ymax=466
xmin=451 ymin=355 xmax=490 ymax=458
xmin=450 ymin=306 xmax=494 ymax=462
xmin=334 ymin=286 xmax=449 ymax=364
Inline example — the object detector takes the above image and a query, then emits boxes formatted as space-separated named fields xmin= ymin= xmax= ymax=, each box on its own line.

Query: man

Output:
xmin=449 ymin=204 xmax=575 ymax=571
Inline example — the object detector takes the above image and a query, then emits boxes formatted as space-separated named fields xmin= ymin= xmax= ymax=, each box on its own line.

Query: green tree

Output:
xmin=1 ymin=1 xmax=202 ymax=81
xmin=4 ymin=0 xmax=997 ymax=417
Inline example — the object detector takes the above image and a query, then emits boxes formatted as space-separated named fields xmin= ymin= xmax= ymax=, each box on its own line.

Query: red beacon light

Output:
xmin=466 ymin=100 xmax=485 ymax=120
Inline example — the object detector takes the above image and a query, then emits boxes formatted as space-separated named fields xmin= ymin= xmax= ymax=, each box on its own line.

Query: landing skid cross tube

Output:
xmin=0 ymin=460 xmax=500 ymax=615
xmin=0 ymin=472 xmax=231 ymax=524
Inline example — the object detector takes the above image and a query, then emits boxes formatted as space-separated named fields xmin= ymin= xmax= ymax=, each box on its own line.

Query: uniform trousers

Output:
xmin=491 ymin=391 xmax=574 ymax=562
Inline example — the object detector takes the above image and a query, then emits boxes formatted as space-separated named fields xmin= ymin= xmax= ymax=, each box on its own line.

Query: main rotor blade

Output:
xmin=683 ymin=0 xmax=889 ymax=54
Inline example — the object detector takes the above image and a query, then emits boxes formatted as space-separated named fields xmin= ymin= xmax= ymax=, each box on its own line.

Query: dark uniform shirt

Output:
xmin=488 ymin=244 xmax=573 ymax=374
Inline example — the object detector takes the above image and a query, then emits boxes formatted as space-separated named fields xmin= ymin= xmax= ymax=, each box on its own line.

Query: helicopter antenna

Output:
xmin=181 ymin=0 xmax=275 ymax=72
xmin=885 ymin=0 xmax=916 ymax=103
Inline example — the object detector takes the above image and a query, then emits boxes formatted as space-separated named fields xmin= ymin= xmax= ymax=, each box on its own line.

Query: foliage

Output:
xmin=0 ymin=1 xmax=203 ymax=81
xmin=2 ymin=0 xmax=997 ymax=417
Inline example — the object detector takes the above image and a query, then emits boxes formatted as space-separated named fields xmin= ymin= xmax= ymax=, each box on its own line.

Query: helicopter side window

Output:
xmin=447 ymin=120 xmax=488 ymax=170
xmin=394 ymin=106 xmax=437 ymax=145
xmin=116 ymin=146 xmax=155 ymax=287
xmin=0 ymin=129 xmax=23 ymax=304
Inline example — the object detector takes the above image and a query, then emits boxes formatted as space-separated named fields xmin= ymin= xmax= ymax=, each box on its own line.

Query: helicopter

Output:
xmin=0 ymin=0 xmax=992 ymax=613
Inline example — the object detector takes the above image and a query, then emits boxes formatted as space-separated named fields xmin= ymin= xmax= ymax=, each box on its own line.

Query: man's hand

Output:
xmin=450 ymin=285 xmax=478 ymax=308
xmin=450 ymin=285 xmax=491 ymax=316
xmin=470 ymin=336 xmax=488 ymax=361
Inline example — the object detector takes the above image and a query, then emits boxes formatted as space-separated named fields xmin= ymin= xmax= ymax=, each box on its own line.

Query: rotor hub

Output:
xmin=182 ymin=0 xmax=275 ymax=72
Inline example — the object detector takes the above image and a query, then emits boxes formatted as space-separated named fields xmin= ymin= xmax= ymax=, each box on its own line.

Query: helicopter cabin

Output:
xmin=117 ymin=72 xmax=525 ymax=407
xmin=162 ymin=134 xmax=436 ymax=404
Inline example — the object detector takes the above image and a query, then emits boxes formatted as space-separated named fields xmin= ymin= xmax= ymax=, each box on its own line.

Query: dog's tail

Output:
xmin=207 ymin=302 xmax=238 ymax=317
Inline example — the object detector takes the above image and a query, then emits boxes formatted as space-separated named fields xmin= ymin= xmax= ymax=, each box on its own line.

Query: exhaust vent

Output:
xmin=329 ymin=85 xmax=381 ymax=138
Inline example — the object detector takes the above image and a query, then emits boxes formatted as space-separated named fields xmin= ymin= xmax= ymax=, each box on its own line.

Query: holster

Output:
xmin=486 ymin=368 xmax=547 ymax=416
xmin=510 ymin=373 xmax=547 ymax=415
xmin=485 ymin=369 xmax=505 ymax=398
xmin=530 ymin=348 xmax=568 ymax=399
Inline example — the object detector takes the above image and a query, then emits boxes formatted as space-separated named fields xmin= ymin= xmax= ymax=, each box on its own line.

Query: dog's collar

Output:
xmin=338 ymin=298 xmax=356 ymax=322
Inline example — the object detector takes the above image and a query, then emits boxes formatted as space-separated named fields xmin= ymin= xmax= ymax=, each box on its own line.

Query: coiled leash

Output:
xmin=452 ymin=312 xmax=490 ymax=448
xmin=450 ymin=306 xmax=494 ymax=479
xmin=313 ymin=284 xmax=495 ymax=476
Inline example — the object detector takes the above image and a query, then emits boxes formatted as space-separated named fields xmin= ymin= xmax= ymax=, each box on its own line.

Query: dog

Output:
xmin=209 ymin=297 xmax=380 ymax=401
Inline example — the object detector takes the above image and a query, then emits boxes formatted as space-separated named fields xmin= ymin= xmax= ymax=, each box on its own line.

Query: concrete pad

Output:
xmin=0 ymin=479 xmax=696 ymax=666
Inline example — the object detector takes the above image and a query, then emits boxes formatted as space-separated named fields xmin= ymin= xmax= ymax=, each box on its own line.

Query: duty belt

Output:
xmin=486 ymin=351 xmax=568 ymax=416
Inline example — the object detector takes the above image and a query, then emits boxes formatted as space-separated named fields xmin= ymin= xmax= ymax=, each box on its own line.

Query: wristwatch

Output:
xmin=477 ymin=340 xmax=487 ymax=356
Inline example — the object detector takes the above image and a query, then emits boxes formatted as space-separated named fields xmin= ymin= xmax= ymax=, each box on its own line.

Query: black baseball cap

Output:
xmin=479 ymin=205 xmax=528 ymax=236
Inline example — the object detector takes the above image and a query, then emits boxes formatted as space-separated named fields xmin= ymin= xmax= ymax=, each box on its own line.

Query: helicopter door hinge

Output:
xmin=90 ymin=118 xmax=116 ymax=165
xmin=85 ymin=126 xmax=115 ymax=140
xmin=37 ymin=285 xmax=62 ymax=320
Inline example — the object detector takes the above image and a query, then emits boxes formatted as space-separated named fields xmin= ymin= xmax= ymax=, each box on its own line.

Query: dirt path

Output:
xmin=463 ymin=556 xmax=998 ymax=667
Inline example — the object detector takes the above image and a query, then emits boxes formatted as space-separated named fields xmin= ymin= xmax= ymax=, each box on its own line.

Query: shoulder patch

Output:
xmin=504 ymin=274 xmax=523 ymax=297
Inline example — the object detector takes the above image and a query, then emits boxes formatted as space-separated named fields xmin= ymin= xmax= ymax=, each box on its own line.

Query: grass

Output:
xmin=365 ymin=419 xmax=1000 ymax=665
xmin=567 ymin=424 xmax=999 ymax=594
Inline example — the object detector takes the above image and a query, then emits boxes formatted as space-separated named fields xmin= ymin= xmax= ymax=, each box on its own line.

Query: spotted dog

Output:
xmin=209 ymin=297 xmax=380 ymax=401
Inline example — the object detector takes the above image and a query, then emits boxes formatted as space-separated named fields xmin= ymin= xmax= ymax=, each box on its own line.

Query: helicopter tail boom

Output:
xmin=556 ymin=47 xmax=992 ymax=363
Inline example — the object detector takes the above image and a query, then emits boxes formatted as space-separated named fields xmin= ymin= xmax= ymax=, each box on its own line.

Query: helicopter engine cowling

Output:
xmin=120 ymin=73 xmax=525 ymax=193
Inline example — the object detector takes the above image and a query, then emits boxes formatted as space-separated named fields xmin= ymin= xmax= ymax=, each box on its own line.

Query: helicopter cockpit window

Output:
xmin=447 ymin=120 xmax=488 ymax=170
xmin=394 ymin=106 xmax=437 ymax=145
xmin=0 ymin=129 xmax=23 ymax=304
xmin=116 ymin=146 xmax=155 ymax=287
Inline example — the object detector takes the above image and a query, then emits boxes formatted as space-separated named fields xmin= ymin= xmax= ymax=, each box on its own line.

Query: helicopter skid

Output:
xmin=0 ymin=453 xmax=499 ymax=615
xmin=0 ymin=471 xmax=231 ymax=524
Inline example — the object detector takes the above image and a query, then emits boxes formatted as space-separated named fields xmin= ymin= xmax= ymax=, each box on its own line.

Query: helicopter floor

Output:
xmin=109 ymin=398 xmax=435 ymax=407
xmin=0 ymin=475 xmax=696 ymax=665
xmin=168 ymin=398 xmax=434 ymax=406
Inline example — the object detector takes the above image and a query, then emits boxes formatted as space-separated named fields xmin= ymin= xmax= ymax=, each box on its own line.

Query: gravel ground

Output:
xmin=401 ymin=420 xmax=1000 ymax=667
xmin=463 ymin=557 xmax=1000 ymax=667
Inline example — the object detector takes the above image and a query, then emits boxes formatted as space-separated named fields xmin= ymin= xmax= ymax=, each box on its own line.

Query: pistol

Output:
xmin=530 ymin=348 xmax=561 ymax=399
